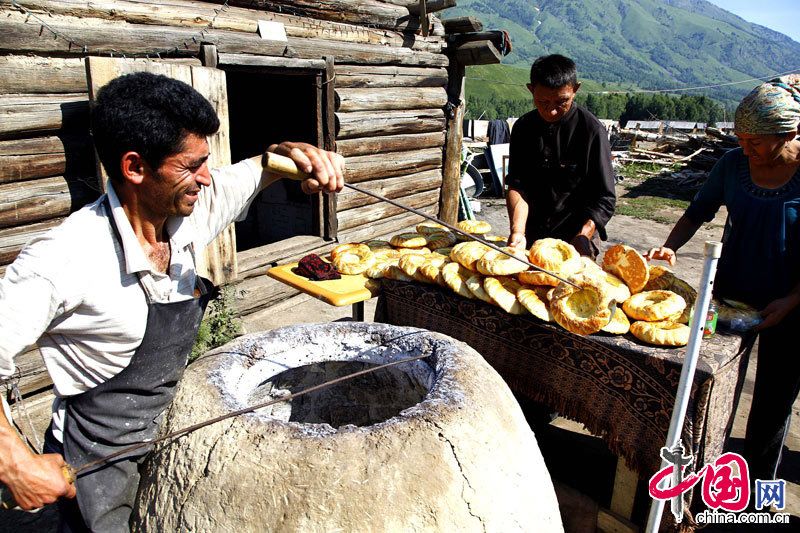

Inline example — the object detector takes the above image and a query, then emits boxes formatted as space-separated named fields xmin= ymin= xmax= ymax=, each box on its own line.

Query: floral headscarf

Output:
xmin=735 ymin=74 xmax=800 ymax=135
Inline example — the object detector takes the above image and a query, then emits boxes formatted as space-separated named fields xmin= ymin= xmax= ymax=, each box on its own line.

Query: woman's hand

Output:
xmin=756 ymin=294 xmax=800 ymax=331
xmin=268 ymin=142 xmax=344 ymax=194
xmin=644 ymin=246 xmax=676 ymax=266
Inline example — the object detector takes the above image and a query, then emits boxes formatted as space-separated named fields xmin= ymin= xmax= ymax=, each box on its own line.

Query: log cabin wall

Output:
xmin=0 ymin=0 xmax=490 ymax=400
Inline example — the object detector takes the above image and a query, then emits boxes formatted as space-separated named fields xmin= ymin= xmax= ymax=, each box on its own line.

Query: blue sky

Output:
xmin=706 ymin=0 xmax=800 ymax=43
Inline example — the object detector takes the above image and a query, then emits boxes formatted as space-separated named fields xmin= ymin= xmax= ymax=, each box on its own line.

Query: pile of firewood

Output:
xmin=611 ymin=127 xmax=738 ymax=185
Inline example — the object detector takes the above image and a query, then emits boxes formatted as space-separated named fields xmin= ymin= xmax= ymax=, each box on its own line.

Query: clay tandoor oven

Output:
xmin=132 ymin=323 xmax=563 ymax=532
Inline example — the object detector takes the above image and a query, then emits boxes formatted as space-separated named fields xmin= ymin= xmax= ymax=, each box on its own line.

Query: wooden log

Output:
xmin=0 ymin=175 xmax=99 ymax=229
xmin=0 ymin=135 xmax=94 ymax=184
xmin=218 ymin=54 xmax=326 ymax=70
xmin=337 ymin=131 xmax=445 ymax=157
xmin=453 ymin=40 xmax=502 ymax=65
xmin=439 ymin=61 xmax=464 ymax=224
xmin=335 ymin=66 xmax=448 ymax=88
xmin=336 ymin=108 xmax=445 ymax=139
xmin=0 ymin=94 xmax=89 ymax=140
xmin=289 ymin=37 xmax=447 ymax=67
xmin=407 ymin=0 xmax=456 ymax=15
xmin=0 ymin=218 xmax=64 ymax=265
xmin=0 ymin=9 xmax=289 ymax=58
xmin=15 ymin=0 xmax=442 ymax=53
xmin=337 ymin=189 xmax=440 ymax=230
xmin=337 ymin=202 xmax=437 ymax=243
xmin=442 ymin=16 xmax=483 ymax=34
xmin=344 ymin=147 xmax=442 ymax=183
xmin=0 ymin=8 xmax=448 ymax=66
xmin=323 ymin=56 xmax=338 ymax=240
xmin=0 ymin=54 xmax=200 ymax=95
xmin=227 ymin=0 xmax=409 ymax=29
xmin=335 ymin=87 xmax=447 ymax=112
xmin=337 ymin=168 xmax=442 ymax=211
xmin=231 ymin=272 xmax=301 ymax=315
xmin=0 ymin=56 xmax=86 ymax=94
xmin=5 ymin=346 xmax=52 ymax=398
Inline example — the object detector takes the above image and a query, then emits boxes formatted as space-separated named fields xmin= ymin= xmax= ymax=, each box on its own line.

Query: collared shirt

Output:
xmin=0 ymin=158 xmax=263 ymax=439
xmin=505 ymin=104 xmax=616 ymax=242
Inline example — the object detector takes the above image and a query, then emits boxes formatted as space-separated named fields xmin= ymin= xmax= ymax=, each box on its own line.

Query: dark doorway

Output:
xmin=225 ymin=68 xmax=321 ymax=251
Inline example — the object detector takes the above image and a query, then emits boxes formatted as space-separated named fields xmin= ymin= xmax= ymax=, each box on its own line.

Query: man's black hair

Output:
xmin=529 ymin=54 xmax=578 ymax=89
xmin=90 ymin=72 xmax=220 ymax=183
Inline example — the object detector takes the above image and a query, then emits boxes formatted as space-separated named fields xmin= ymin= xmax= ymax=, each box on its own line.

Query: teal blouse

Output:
xmin=685 ymin=148 xmax=800 ymax=309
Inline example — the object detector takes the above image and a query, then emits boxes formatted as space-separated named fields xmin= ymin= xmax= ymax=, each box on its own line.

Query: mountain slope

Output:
xmin=447 ymin=0 xmax=800 ymax=104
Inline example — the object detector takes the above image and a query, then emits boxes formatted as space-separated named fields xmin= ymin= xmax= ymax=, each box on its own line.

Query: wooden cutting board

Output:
xmin=267 ymin=262 xmax=376 ymax=307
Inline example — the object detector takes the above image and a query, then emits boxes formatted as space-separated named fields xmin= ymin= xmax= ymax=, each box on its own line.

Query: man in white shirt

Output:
xmin=0 ymin=72 xmax=343 ymax=531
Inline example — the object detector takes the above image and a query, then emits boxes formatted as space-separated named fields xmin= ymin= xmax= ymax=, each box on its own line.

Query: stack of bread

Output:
xmin=331 ymin=221 xmax=697 ymax=347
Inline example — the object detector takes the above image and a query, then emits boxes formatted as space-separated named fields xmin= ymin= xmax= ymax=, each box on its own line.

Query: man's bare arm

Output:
xmin=506 ymin=188 xmax=529 ymax=249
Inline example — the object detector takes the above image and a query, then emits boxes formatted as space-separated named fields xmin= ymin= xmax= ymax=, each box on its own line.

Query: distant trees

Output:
xmin=465 ymin=91 xmax=725 ymax=124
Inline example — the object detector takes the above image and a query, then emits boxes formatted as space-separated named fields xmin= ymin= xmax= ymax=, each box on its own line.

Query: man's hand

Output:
xmin=570 ymin=234 xmax=594 ymax=257
xmin=755 ymin=294 xmax=800 ymax=331
xmin=267 ymin=142 xmax=344 ymax=194
xmin=507 ymin=232 xmax=526 ymax=250
xmin=0 ymin=444 xmax=75 ymax=510
xmin=644 ymin=246 xmax=676 ymax=266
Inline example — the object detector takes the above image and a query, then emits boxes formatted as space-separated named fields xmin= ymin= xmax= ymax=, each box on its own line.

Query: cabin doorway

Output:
xmin=224 ymin=67 xmax=322 ymax=251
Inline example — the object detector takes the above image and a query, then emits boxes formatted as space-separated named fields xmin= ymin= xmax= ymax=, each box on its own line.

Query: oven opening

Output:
xmin=225 ymin=69 xmax=321 ymax=251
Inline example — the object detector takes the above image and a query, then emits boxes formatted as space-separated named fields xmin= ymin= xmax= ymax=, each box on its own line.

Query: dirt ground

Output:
xmin=4 ymin=193 xmax=798 ymax=532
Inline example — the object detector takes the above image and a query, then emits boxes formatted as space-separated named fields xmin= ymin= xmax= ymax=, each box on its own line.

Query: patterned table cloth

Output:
xmin=375 ymin=280 xmax=755 ymax=476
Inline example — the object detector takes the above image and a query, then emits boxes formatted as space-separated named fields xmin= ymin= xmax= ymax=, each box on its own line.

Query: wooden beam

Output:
xmin=337 ymin=203 xmax=437 ymax=243
xmin=336 ymin=108 xmax=446 ymax=139
xmin=335 ymin=65 xmax=448 ymax=88
xmin=227 ymin=0 xmax=409 ymax=29
xmin=0 ymin=93 xmax=89 ymax=140
xmin=0 ymin=55 xmax=199 ymax=94
xmin=453 ymin=40 xmax=503 ymax=65
xmin=418 ymin=0 xmax=429 ymax=38
xmin=610 ymin=457 xmax=639 ymax=520
xmin=15 ymin=0 xmax=443 ymax=52
xmin=442 ymin=17 xmax=484 ymax=34
xmin=336 ymin=131 xmax=445 ymax=157
xmin=337 ymin=169 xmax=442 ymax=211
xmin=0 ymin=134 xmax=93 ymax=184
xmin=439 ymin=61 xmax=465 ymax=224
xmin=344 ymin=147 xmax=442 ymax=183
xmin=335 ymin=87 xmax=447 ymax=112
xmin=408 ymin=0 xmax=456 ymax=15
xmin=0 ymin=218 xmax=64 ymax=265
xmin=0 ymin=56 xmax=86 ymax=94
xmin=0 ymin=175 xmax=99 ymax=229
xmin=337 ymin=189 xmax=440 ymax=231
xmin=323 ymin=56 xmax=338 ymax=241
xmin=231 ymin=273 xmax=301 ymax=315
xmin=200 ymin=44 xmax=219 ymax=68
xmin=217 ymin=54 xmax=326 ymax=70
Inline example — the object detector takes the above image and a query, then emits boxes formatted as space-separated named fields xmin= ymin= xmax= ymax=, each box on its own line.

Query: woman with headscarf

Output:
xmin=645 ymin=75 xmax=800 ymax=483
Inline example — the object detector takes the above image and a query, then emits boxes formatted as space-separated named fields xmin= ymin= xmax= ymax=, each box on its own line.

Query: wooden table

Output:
xmin=375 ymin=280 xmax=755 ymax=527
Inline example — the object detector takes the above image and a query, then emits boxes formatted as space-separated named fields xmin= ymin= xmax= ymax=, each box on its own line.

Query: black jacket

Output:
xmin=506 ymin=104 xmax=616 ymax=241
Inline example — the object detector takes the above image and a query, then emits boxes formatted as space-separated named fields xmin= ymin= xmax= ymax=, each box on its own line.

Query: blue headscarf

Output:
xmin=735 ymin=74 xmax=800 ymax=135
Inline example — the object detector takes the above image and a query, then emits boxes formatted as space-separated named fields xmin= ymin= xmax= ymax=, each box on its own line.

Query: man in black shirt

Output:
xmin=505 ymin=54 xmax=616 ymax=258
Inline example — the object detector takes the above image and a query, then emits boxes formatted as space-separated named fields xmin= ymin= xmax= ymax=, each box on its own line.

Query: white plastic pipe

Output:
xmin=645 ymin=240 xmax=723 ymax=533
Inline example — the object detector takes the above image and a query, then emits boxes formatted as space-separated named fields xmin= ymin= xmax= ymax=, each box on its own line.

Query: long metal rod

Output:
xmin=1 ymin=352 xmax=431 ymax=509
xmin=263 ymin=152 xmax=579 ymax=288
xmin=74 ymin=352 xmax=429 ymax=476
xmin=645 ymin=241 xmax=722 ymax=532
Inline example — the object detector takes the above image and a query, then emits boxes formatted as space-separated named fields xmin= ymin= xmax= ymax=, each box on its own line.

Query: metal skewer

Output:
xmin=264 ymin=153 xmax=580 ymax=288
xmin=1 ymin=352 xmax=431 ymax=509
